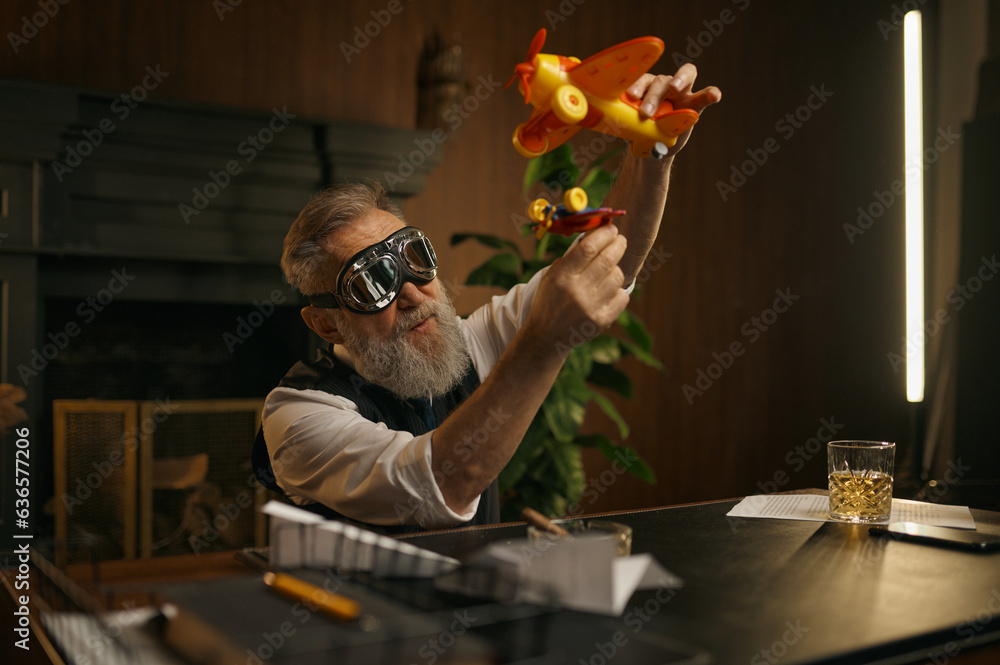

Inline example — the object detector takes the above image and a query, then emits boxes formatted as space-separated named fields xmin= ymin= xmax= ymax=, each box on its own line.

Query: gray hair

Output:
xmin=281 ymin=181 xmax=403 ymax=295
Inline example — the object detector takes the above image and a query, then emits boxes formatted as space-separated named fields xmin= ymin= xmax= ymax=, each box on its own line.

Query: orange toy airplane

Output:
xmin=507 ymin=29 xmax=700 ymax=159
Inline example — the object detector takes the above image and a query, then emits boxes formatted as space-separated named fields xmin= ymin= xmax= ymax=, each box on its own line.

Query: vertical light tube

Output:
xmin=904 ymin=10 xmax=924 ymax=403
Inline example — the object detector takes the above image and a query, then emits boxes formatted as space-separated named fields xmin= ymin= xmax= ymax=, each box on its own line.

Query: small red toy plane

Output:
xmin=507 ymin=29 xmax=700 ymax=159
xmin=528 ymin=187 xmax=626 ymax=238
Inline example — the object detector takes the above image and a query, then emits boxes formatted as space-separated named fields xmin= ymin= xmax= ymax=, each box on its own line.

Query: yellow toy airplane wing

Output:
xmin=568 ymin=37 xmax=664 ymax=100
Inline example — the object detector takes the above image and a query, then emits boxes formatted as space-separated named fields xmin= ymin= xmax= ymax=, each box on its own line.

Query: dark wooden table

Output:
xmin=394 ymin=498 xmax=1000 ymax=664
xmin=6 ymin=497 xmax=1000 ymax=664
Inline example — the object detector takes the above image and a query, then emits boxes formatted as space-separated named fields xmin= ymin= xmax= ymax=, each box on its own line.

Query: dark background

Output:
xmin=1 ymin=0 xmax=995 ymax=520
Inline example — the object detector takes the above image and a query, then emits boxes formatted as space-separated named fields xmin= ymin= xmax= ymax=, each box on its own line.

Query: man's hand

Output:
xmin=524 ymin=224 xmax=630 ymax=353
xmin=627 ymin=62 xmax=722 ymax=156
xmin=432 ymin=225 xmax=629 ymax=514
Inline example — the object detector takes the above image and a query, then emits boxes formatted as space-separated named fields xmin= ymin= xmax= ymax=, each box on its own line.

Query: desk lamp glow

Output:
xmin=905 ymin=10 xmax=924 ymax=403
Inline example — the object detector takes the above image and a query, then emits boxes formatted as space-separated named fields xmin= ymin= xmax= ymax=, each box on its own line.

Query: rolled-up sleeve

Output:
xmin=263 ymin=387 xmax=478 ymax=529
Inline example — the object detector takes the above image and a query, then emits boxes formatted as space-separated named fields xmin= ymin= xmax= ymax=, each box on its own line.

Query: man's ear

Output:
xmin=300 ymin=306 xmax=345 ymax=345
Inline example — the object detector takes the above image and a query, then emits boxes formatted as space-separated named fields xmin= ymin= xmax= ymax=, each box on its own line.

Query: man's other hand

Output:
xmin=627 ymin=63 xmax=722 ymax=156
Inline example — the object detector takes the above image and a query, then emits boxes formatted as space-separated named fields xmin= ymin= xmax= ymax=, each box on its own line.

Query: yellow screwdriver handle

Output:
xmin=263 ymin=572 xmax=361 ymax=621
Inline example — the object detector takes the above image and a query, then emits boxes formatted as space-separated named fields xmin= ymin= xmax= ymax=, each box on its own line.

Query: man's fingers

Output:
xmin=679 ymin=85 xmax=723 ymax=113
xmin=559 ymin=224 xmax=623 ymax=273
xmin=627 ymin=65 xmax=721 ymax=116
xmin=626 ymin=73 xmax=655 ymax=101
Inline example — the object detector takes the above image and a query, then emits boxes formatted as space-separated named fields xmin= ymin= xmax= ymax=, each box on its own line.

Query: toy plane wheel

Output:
xmin=552 ymin=85 xmax=588 ymax=124
xmin=513 ymin=126 xmax=547 ymax=158
xmin=650 ymin=142 xmax=669 ymax=159
xmin=529 ymin=199 xmax=550 ymax=222
xmin=563 ymin=187 xmax=588 ymax=213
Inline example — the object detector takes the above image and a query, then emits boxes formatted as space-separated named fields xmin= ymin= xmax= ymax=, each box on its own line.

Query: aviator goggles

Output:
xmin=307 ymin=226 xmax=438 ymax=314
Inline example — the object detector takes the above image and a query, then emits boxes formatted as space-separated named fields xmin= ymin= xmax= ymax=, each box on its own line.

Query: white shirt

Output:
xmin=262 ymin=269 xmax=546 ymax=529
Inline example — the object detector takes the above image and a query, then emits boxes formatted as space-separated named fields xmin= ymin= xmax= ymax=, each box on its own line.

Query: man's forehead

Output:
xmin=320 ymin=209 xmax=406 ymax=265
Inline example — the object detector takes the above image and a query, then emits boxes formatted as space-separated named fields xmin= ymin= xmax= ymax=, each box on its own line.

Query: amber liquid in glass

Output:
xmin=828 ymin=471 xmax=892 ymax=522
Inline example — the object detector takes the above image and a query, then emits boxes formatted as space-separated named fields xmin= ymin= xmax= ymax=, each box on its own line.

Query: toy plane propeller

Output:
xmin=507 ymin=29 xmax=700 ymax=159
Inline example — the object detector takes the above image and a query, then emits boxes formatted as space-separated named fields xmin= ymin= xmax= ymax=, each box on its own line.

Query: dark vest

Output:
xmin=252 ymin=345 xmax=499 ymax=535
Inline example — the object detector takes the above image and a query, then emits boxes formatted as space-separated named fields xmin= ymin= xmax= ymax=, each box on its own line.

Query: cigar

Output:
xmin=521 ymin=507 xmax=570 ymax=537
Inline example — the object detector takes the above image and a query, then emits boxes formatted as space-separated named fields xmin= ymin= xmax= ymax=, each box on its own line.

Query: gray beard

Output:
xmin=335 ymin=292 xmax=472 ymax=399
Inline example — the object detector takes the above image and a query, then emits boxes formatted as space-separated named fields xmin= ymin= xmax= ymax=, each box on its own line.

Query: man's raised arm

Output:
xmin=604 ymin=63 xmax=722 ymax=285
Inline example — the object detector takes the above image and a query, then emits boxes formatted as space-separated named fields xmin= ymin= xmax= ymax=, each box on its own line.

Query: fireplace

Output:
xmin=0 ymin=78 xmax=442 ymax=557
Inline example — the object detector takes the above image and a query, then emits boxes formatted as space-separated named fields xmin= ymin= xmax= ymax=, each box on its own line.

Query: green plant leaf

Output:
xmin=587 ymin=363 xmax=633 ymax=399
xmin=587 ymin=390 xmax=630 ymax=439
xmin=562 ymin=346 xmax=593 ymax=382
xmin=617 ymin=308 xmax=652 ymax=353
xmin=450 ymin=233 xmax=523 ymax=256
xmin=465 ymin=253 xmax=521 ymax=289
xmin=541 ymin=382 xmax=586 ymax=443
xmin=595 ymin=440 xmax=656 ymax=484
xmin=535 ymin=233 xmax=576 ymax=256
xmin=578 ymin=167 xmax=614 ymax=206
xmin=574 ymin=433 xmax=612 ymax=448
xmin=586 ymin=335 xmax=622 ymax=364
xmin=617 ymin=337 xmax=664 ymax=370
xmin=498 ymin=415 xmax=548 ymax=493
xmin=523 ymin=143 xmax=579 ymax=195
xmin=521 ymin=259 xmax=549 ymax=283
xmin=590 ymin=142 xmax=626 ymax=169
xmin=541 ymin=438 xmax=585 ymax=504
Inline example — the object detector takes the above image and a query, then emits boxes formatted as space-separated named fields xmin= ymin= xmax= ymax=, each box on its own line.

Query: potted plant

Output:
xmin=451 ymin=143 xmax=660 ymax=521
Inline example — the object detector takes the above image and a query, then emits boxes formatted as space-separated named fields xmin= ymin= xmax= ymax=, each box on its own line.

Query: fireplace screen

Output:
xmin=53 ymin=400 xmax=138 ymax=566
xmin=54 ymin=398 xmax=268 ymax=564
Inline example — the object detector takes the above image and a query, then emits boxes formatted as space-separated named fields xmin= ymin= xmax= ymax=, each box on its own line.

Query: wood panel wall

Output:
xmin=1 ymin=0 xmax=923 ymax=512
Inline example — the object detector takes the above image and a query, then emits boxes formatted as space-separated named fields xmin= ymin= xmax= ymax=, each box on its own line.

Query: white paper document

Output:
xmin=434 ymin=534 xmax=683 ymax=616
xmin=726 ymin=494 xmax=976 ymax=529
xmin=263 ymin=501 xmax=460 ymax=577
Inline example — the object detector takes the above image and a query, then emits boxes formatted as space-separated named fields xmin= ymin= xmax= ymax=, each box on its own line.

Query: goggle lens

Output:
xmin=403 ymin=237 xmax=437 ymax=273
xmin=347 ymin=258 xmax=398 ymax=306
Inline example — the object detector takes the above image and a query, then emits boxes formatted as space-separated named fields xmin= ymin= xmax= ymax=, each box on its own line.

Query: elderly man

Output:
xmin=253 ymin=65 xmax=720 ymax=533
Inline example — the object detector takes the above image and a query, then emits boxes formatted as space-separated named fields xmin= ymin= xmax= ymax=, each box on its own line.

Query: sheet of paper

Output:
xmin=726 ymin=494 xmax=976 ymax=529
xmin=262 ymin=501 xmax=460 ymax=577
xmin=435 ymin=535 xmax=684 ymax=616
